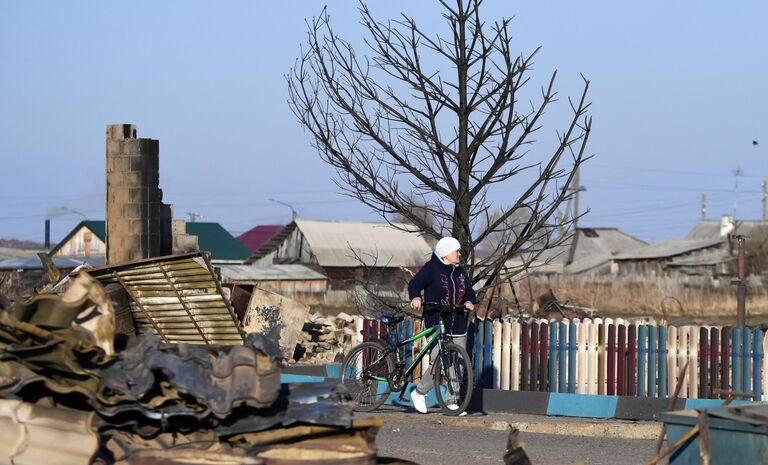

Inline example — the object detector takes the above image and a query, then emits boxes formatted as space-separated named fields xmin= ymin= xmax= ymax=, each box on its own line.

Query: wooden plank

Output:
xmin=589 ymin=318 xmax=599 ymax=395
xmin=559 ymin=320 xmax=567 ymax=393
xmin=667 ymin=325 xmax=678 ymax=398
xmin=548 ymin=320 xmax=558 ymax=393
xmin=638 ymin=324 xmax=647 ymax=397
xmin=539 ymin=322 xmax=549 ymax=393
xmin=710 ymin=327 xmax=719 ymax=400
xmin=568 ymin=319 xmax=577 ymax=394
xmin=753 ymin=329 xmax=762 ymax=401
xmin=511 ymin=321 xmax=521 ymax=391
xmin=492 ymin=320 xmax=503 ymax=390
xmin=598 ymin=318 xmax=607 ymax=395
xmin=648 ymin=324 xmax=657 ymax=398
xmin=699 ymin=327 xmax=709 ymax=399
xmin=678 ymin=326 xmax=689 ymax=398
xmin=501 ymin=320 xmax=511 ymax=390
xmin=521 ymin=320 xmax=529 ymax=391
xmin=577 ymin=319 xmax=588 ymax=394
xmin=689 ymin=325 xmax=699 ymax=399
xmin=617 ymin=324 xmax=626 ymax=396
xmin=627 ymin=324 xmax=636 ymax=397
xmin=530 ymin=321 xmax=539 ymax=391
xmin=607 ymin=323 xmax=616 ymax=396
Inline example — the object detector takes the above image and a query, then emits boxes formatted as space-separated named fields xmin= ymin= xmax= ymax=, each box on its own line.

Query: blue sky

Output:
xmin=1 ymin=1 xmax=766 ymax=245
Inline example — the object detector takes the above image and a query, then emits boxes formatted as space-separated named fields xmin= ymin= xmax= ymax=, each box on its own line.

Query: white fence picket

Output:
xmin=501 ymin=320 xmax=511 ymax=390
xmin=511 ymin=322 xmax=521 ymax=391
xmin=577 ymin=319 xmax=588 ymax=394
xmin=492 ymin=320 xmax=503 ymax=390
xmin=588 ymin=319 xmax=598 ymax=395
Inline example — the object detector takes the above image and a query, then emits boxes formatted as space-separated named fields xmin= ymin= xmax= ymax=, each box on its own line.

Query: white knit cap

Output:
xmin=434 ymin=237 xmax=461 ymax=259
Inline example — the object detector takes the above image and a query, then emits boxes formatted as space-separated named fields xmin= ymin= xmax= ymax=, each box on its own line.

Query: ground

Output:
xmin=367 ymin=407 xmax=660 ymax=465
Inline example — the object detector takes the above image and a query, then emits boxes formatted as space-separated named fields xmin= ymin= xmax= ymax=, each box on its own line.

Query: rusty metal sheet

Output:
xmin=87 ymin=253 xmax=244 ymax=346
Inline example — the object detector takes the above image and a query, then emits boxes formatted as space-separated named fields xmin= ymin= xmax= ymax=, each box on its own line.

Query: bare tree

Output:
xmin=288 ymin=0 xmax=592 ymax=295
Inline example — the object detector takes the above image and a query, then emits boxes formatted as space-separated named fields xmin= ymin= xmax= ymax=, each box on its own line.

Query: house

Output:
xmin=218 ymin=264 xmax=328 ymax=306
xmin=610 ymin=215 xmax=767 ymax=276
xmin=246 ymin=219 xmax=433 ymax=306
xmin=237 ymin=225 xmax=284 ymax=252
xmin=0 ymin=255 xmax=105 ymax=295
xmin=506 ymin=227 xmax=647 ymax=275
xmin=50 ymin=220 xmax=251 ymax=264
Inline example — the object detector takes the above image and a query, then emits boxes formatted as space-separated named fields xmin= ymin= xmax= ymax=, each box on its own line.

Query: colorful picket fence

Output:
xmin=356 ymin=316 xmax=767 ymax=400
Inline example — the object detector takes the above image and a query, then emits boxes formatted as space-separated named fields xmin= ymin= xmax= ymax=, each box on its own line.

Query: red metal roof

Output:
xmin=237 ymin=225 xmax=284 ymax=252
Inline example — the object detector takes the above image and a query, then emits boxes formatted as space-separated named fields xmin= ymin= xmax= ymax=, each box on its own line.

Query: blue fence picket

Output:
xmin=743 ymin=328 xmax=751 ymax=397
xmin=638 ymin=325 xmax=647 ymax=397
xmin=549 ymin=322 xmax=558 ymax=392
xmin=558 ymin=321 xmax=567 ymax=392
xmin=732 ymin=327 xmax=741 ymax=392
xmin=474 ymin=320 xmax=484 ymax=386
xmin=648 ymin=325 xmax=656 ymax=397
xmin=568 ymin=320 xmax=576 ymax=393
xmin=658 ymin=326 xmax=666 ymax=398
xmin=484 ymin=320 xmax=493 ymax=388
xmin=404 ymin=320 xmax=413 ymax=378
xmin=753 ymin=329 xmax=762 ymax=402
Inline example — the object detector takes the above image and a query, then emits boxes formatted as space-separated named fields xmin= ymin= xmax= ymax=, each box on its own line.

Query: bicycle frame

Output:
xmin=365 ymin=319 xmax=450 ymax=393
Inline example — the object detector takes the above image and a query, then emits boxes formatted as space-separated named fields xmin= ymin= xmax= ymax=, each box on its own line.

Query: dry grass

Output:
xmin=498 ymin=273 xmax=768 ymax=323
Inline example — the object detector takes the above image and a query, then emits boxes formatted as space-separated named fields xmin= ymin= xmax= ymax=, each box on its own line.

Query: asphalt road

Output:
xmin=370 ymin=411 xmax=659 ymax=465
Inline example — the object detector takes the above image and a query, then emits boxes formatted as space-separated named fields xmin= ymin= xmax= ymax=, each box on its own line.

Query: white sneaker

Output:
xmin=447 ymin=403 xmax=468 ymax=416
xmin=410 ymin=390 xmax=428 ymax=414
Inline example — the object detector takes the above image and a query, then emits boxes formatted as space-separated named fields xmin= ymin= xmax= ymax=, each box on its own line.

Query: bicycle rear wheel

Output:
xmin=340 ymin=342 xmax=394 ymax=412
xmin=433 ymin=342 xmax=474 ymax=416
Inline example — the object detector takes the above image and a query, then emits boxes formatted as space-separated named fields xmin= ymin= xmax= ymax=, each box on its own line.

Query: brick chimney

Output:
xmin=105 ymin=124 xmax=165 ymax=264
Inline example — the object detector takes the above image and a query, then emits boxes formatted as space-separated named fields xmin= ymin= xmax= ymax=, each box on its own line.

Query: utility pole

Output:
xmin=186 ymin=212 xmax=201 ymax=223
xmin=572 ymin=167 xmax=586 ymax=229
xmin=762 ymin=180 xmax=767 ymax=223
xmin=733 ymin=235 xmax=748 ymax=328
xmin=700 ymin=193 xmax=707 ymax=221
xmin=732 ymin=167 xmax=743 ymax=218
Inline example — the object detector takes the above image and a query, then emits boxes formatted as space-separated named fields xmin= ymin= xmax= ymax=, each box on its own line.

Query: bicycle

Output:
xmin=339 ymin=303 xmax=474 ymax=416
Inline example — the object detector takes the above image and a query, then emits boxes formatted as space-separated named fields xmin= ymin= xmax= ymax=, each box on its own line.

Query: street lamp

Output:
xmin=268 ymin=198 xmax=298 ymax=221
xmin=61 ymin=207 xmax=87 ymax=220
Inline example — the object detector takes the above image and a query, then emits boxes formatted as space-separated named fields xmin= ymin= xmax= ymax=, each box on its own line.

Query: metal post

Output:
xmin=701 ymin=193 xmax=707 ymax=221
xmin=762 ymin=180 xmax=766 ymax=223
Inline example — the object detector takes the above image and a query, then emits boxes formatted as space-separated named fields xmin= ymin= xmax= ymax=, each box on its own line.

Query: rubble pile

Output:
xmin=294 ymin=312 xmax=357 ymax=364
xmin=0 ymin=273 xmax=399 ymax=465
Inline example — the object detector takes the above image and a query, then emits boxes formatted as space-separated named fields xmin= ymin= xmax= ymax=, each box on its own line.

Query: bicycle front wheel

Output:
xmin=339 ymin=342 xmax=394 ymax=412
xmin=433 ymin=342 xmax=474 ymax=416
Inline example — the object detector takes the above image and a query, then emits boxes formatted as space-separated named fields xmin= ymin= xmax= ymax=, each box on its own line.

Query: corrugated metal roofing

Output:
xmin=295 ymin=219 xmax=432 ymax=267
xmin=237 ymin=225 xmax=285 ymax=252
xmin=87 ymin=252 xmax=244 ymax=345
xmin=185 ymin=222 xmax=251 ymax=261
xmin=686 ymin=220 xmax=765 ymax=240
xmin=570 ymin=228 xmax=647 ymax=262
xmin=614 ymin=237 xmax=724 ymax=260
xmin=219 ymin=264 xmax=328 ymax=282
xmin=0 ymin=256 xmax=105 ymax=270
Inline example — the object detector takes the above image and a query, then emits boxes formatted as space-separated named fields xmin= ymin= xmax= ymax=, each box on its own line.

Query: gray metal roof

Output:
xmin=570 ymin=228 xmax=647 ymax=262
xmin=686 ymin=220 xmax=765 ymax=240
xmin=295 ymin=219 xmax=432 ymax=268
xmin=0 ymin=256 xmax=105 ymax=270
xmin=667 ymin=250 xmax=735 ymax=267
xmin=87 ymin=252 xmax=244 ymax=346
xmin=0 ymin=247 xmax=45 ymax=260
xmin=614 ymin=237 xmax=724 ymax=261
xmin=218 ymin=264 xmax=328 ymax=282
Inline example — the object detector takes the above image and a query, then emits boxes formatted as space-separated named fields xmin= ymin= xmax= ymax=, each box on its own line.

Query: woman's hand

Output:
xmin=410 ymin=297 xmax=422 ymax=310
xmin=464 ymin=301 xmax=475 ymax=312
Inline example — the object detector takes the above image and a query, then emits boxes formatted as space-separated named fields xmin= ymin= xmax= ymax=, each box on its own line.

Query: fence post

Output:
xmin=501 ymin=320 xmax=511 ymax=390
xmin=710 ymin=328 xmax=719 ymax=400
xmin=559 ymin=320 xmax=568 ymax=393
xmin=732 ymin=327 xmax=741 ymax=393
xmin=474 ymin=320 xmax=484 ymax=387
xmin=607 ymin=323 xmax=616 ymax=395
xmin=699 ymin=327 xmax=709 ymax=399
xmin=689 ymin=326 xmax=699 ymax=399
xmin=753 ymin=328 xmax=762 ymax=402
xmin=588 ymin=319 xmax=598 ymax=395
xmin=658 ymin=325 xmax=667 ymax=398
xmin=667 ymin=325 xmax=678 ymax=398
xmin=548 ymin=321 xmax=558 ymax=393
xmin=511 ymin=321 xmax=521 ymax=391
xmin=539 ymin=321 xmax=549 ymax=393
xmin=492 ymin=320 xmax=503 ymax=390
xmin=742 ymin=327 xmax=751 ymax=398
xmin=568 ymin=319 xmax=577 ymax=394
xmin=530 ymin=321 xmax=540 ymax=391
xmin=638 ymin=324 xmax=647 ymax=397
xmin=648 ymin=323 xmax=657 ymax=398
xmin=577 ymin=319 xmax=588 ymax=394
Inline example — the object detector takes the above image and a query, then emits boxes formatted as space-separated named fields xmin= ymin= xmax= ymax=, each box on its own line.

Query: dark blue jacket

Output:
xmin=408 ymin=253 xmax=478 ymax=335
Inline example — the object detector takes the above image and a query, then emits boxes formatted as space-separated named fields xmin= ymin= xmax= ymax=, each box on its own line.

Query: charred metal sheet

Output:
xmin=242 ymin=287 xmax=310 ymax=359
xmin=87 ymin=252 xmax=244 ymax=346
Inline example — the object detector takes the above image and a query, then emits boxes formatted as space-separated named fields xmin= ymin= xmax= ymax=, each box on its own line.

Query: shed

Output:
xmin=218 ymin=264 xmax=328 ymax=306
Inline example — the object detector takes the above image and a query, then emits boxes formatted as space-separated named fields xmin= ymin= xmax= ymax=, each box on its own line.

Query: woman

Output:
xmin=407 ymin=236 xmax=477 ymax=415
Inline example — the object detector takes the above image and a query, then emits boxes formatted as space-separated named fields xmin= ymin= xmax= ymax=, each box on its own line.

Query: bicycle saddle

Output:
xmin=379 ymin=315 xmax=404 ymax=326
